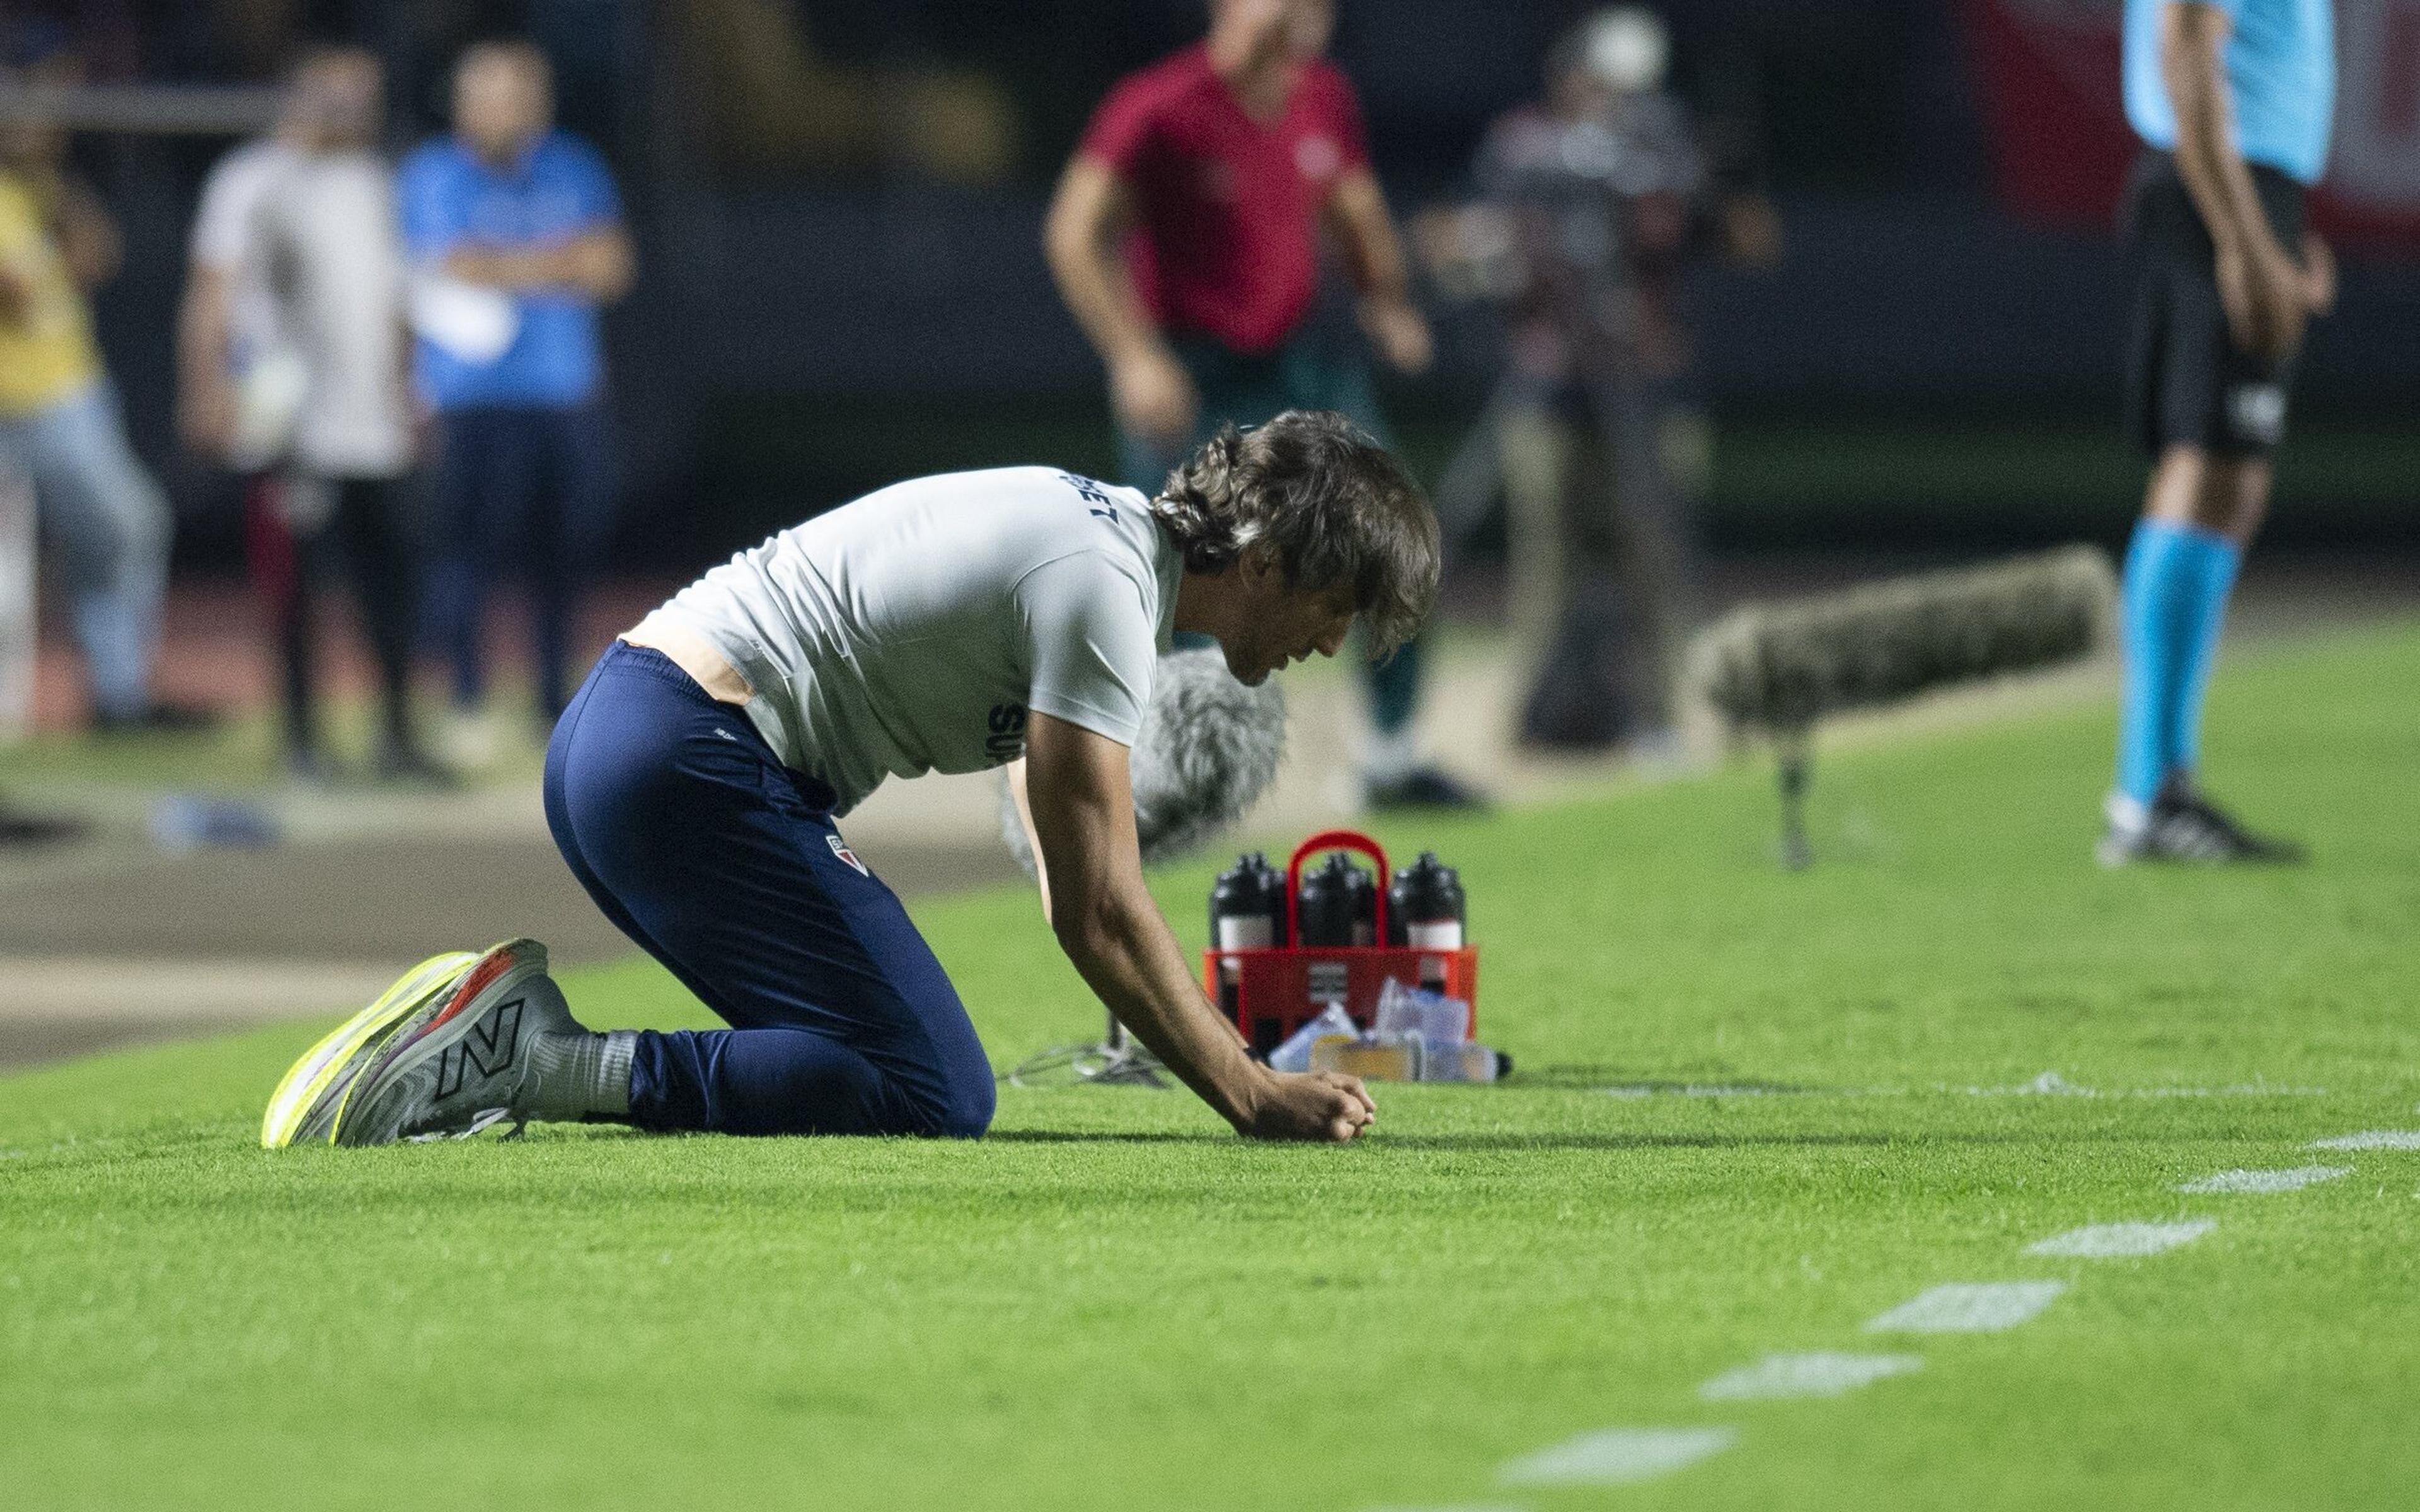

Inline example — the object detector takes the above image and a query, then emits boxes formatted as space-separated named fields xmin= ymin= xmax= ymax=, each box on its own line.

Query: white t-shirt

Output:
xmin=636 ymin=467 xmax=1184 ymax=816
xmin=191 ymin=141 xmax=286 ymax=379
xmin=190 ymin=139 xmax=410 ymax=478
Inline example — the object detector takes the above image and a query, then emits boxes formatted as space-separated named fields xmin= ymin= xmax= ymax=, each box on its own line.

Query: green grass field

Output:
xmin=6 ymin=624 xmax=2417 ymax=1511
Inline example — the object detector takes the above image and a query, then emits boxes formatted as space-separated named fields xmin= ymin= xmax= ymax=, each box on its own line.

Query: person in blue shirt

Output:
xmin=2101 ymin=1 xmax=2334 ymax=865
xmin=399 ymin=39 xmax=633 ymax=761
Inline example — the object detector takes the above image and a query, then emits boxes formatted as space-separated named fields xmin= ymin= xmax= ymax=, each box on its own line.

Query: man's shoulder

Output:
xmin=1300 ymin=58 xmax=1363 ymax=105
xmin=904 ymin=467 xmax=1156 ymax=575
xmin=534 ymin=131 xmax=614 ymax=180
xmin=396 ymin=137 xmax=469 ymax=185
xmin=1104 ymin=46 xmax=1218 ymax=117
xmin=207 ymin=137 xmax=294 ymax=187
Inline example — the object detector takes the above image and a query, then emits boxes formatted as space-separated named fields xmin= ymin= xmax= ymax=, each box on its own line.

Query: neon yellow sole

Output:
xmin=259 ymin=951 xmax=480 ymax=1149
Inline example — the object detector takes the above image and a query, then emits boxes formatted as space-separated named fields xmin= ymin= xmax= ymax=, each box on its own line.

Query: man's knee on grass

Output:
xmin=932 ymin=1066 xmax=996 ymax=1140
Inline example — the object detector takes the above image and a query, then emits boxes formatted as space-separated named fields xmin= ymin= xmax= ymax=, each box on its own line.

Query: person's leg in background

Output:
xmin=329 ymin=475 xmax=442 ymax=781
xmin=251 ymin=474 xmax=339 ymax=779
xmin=9 ymin=382 xmax=193 ymax=731
xmin=2106 ymin=445 xmax=2288 ymax=861
xmin=424 ymin=407 xmax=532 ymax=769
xmin=1496 ymin=403 xmax=1572 ymax=679
xmin=1502 ymin=397 xmax=1643 ymax=750
xmin=543 ymin=643 xmax=996 ymax=1137
xmin=1291 ymin=343 xmax=1484 ymax=810
xmin=1593 ymin=364 xmax=1698 ymax=741
xmin=245 ymin=473 xmax=306 ymax=770
xmin=527 ymin=403 xmax=616 ymax=728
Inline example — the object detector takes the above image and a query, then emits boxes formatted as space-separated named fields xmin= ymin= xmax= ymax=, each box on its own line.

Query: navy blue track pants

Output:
xmin=543 ymin=642 xmax=996 ymax=1137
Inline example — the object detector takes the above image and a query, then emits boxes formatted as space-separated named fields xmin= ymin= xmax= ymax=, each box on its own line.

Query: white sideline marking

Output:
xmin=1363 ymin=1505 xmax=1531 ymax=1512
xmin=2177 ymin=1166 xmax=2352 ymax=1194
xmin=1599 ymin=1084 xmax=1793 ymax=1099
xmin=1594 ymin=1082 xmax=2327 ymax=1102
xmin=2312 ymin=1131 xmax=2420 ymax=1152
xmin=1699 ymin=1352 xmax=1924 ymax=1400
xmin=1993 ymin=1070 xmax=2092 ymax=1096
xmin=1864 ymin=1281 xmax=2066 ymax=1334
xmin=2026 ymin=1220 xmax=2215 ymax=1259
xmin=1497 ymin=1427 xmax=1737 ymax=1487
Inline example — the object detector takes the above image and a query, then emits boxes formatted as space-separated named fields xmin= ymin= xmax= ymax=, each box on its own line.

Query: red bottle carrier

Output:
xmin=1204 ymin=829 xmax=1479 ymax=1058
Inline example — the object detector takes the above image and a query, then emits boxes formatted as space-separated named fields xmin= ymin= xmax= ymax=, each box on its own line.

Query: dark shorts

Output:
xmin=2121 ymin=151 xmax=2308 ymax=459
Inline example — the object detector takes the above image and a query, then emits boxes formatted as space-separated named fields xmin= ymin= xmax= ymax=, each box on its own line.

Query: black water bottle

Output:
xmin=1295 ymin=852 xmax=1373 ymax=948
xmin=1388 ymin=850 xmax=1466 ymax=990
xmin=1344 ymin=860 xmax=1379 ymax=946
xmin=1386 ymin=851 xmax=1466 ymax=948
xmin=1210 ymin=853 xmax=1284 ymax=1027
xmin=1209 ymin=852 xmax=1284 ymax=953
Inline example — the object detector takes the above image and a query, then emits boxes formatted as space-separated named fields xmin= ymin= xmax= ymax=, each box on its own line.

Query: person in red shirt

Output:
xmin=1046 ymin=0 xmax=1480 ymax=811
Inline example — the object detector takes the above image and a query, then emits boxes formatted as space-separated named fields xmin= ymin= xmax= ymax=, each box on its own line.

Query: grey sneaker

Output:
xmin=333 ymin=938 xmax=585 ymax=1146
xmin=262 ymin=950 xmax=480 ymax=1148
xmin=2099 ymin=777 xmax=2306 ymax=866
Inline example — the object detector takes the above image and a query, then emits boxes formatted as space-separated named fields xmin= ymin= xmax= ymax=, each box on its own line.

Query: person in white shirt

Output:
xmin=179 ymin=46 xmax=439 ymax=782
xmin=275 ymin=411 xmax=1433 ymax=1149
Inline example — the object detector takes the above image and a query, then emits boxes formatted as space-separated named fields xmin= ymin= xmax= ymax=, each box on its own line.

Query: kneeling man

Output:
xmin=270 ymin=410 xmax=1432 ymax=1147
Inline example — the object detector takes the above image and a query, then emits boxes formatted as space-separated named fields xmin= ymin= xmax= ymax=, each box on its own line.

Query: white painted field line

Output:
xmin=1594 ymin=1080 xmax=2327 ymax=1101
xmin=2177 ymin=1166 xmax=2351 ymax=1194
xmin=2312 ymin=1130 xmax=2420 ymax=1151
xmin=1864 ymin=1281 xmax=2066 ymax=1334
xmin=2026 ymin=1220 xmax=2215 ymax=1259
xmin=1700 ymin=1352 xmax=1924 ymax=1401
xmin=1496 ymin=1426 xmax=1737 ymax=1487
xmin=1362 ymin=1504 xmax=1531 ymax=1512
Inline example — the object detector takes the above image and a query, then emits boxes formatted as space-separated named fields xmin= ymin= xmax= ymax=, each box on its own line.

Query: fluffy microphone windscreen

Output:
xmin=1687 ymin=545 xmax=2119 ymax=735
xmin=1000 ymin=647 xmax=1288 ymax=876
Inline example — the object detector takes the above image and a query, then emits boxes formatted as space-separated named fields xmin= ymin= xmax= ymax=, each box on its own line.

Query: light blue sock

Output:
xmin=2116 ymin=520 xmax=2240 ymax=805
xmin=2172 ymin=527 xmax=2242 ymax=777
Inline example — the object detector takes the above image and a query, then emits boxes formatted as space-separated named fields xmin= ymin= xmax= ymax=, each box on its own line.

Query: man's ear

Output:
xmin=1238 ymin=542 xmax=1282 ymax=590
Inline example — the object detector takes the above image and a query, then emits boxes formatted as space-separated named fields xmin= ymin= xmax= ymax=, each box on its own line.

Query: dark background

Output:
xmin=16 ymin=0 xmax=2419 ymax=575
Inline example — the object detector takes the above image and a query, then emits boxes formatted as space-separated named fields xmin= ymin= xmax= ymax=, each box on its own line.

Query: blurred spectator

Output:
xmin=180 ymin=45 xmax=442 ymax=784
xmin=1044 ymin=0 xmax=1481 ymax=812
xmin=0 ymin=45 xmax=207 ymax=735
xmin=399 ymin=39 xmax=631 ymax=767
xmin=1422 ymin=7 xmax=1779 ymax=750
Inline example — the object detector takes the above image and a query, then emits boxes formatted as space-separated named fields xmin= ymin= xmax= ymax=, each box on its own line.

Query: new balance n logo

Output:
xmin=435 ymin=998 xmax=524 ymax=1098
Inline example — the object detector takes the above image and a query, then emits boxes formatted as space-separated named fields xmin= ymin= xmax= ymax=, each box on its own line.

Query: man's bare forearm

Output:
xmin=444 ymin=229 xmax=632 ymax=300
xmin=1005 ymin=759 xmax=1054 ymax=926
xmin=1054 ymin=889 xmax=1262 ymax=1127
xmin=175 ymin=268 xmax=237 ymax=450
xmin=1327 ymin=170 xmax=1414 ymax=304
xmin=1043 ymin=161 xmax=1165 ymax=366
xmin=2162 ymin=4 xmax=2283 ymax=261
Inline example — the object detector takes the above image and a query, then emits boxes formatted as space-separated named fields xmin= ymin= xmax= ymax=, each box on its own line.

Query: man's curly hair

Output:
xmin=1146 ymin=410 xmax=1439 ymax=658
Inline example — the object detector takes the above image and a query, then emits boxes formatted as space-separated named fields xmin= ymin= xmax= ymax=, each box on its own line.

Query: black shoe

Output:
xmin=2100 ymin=776 xmax=2305 ymax=866
xmin=1366 ymin=764 xmax=1490 ymax=813
xmin=0 ymin=802 xmax=88 ymax=847
xmin=92 ymin=701 xmax=219 ymax=737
